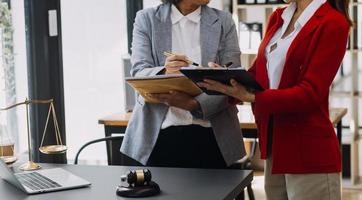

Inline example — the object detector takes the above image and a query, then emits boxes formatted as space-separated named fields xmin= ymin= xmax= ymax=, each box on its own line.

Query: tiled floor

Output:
xmin=343 ymin=189 xmax=362 ymax=200
xmin=246 ymin=173 xmax=362 ymax=200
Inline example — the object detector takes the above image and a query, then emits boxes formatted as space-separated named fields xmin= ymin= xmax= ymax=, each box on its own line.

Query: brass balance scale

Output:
xmin=0 ymin=98 xmax=67 ymax=170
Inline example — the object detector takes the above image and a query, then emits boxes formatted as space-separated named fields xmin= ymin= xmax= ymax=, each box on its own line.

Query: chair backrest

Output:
xmin=74 ymin=136 xmax=123 ymax=165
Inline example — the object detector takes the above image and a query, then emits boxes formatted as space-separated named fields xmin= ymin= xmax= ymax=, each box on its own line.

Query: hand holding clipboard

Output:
xmin=180 ymin=67 xmax=263 ymax=96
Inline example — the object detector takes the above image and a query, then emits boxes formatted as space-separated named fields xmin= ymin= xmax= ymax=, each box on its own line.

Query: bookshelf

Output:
xmin=232 ymin=0 xmax=287 ymax=68
xmin=232 ymin=0 xmax=362 ymax=187
xmin=347 ymin=1 xmax=360 ymax=187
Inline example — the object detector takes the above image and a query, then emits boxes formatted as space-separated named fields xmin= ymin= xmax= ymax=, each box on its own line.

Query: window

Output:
xmin=61 ymin=0 xmax=127 ymax=164
xmin=0 ymin=0 xmax=29 ymax=155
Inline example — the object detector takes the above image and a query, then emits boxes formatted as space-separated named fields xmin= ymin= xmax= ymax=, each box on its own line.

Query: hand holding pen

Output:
xmin=163 ymin=51 xmax=200 ymax=75
xmin=163 ymin=51 xmax=233 ymax=74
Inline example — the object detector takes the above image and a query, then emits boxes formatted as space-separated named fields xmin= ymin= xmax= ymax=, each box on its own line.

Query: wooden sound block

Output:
xmin=116 ymin=181 xmax=161 ymax=197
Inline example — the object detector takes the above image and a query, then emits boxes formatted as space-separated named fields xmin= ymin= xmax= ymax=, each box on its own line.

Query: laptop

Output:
xmin=0 ymin=160 xmax=91 ymax=194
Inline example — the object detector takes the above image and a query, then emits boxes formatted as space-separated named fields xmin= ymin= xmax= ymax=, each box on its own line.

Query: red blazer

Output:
xmin=248 ymin=2 xmax=350 ymax=174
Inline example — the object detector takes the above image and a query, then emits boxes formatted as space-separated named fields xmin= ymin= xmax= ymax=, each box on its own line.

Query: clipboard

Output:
xmin=126 ymin=74 xmax=202 ymax=103
xmin=180 ymin=68 xmax=263 ymax=95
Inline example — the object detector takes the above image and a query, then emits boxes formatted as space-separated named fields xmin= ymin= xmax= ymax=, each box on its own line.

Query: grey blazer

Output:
xmin=120 ymin=3 xmax=246 ymax=166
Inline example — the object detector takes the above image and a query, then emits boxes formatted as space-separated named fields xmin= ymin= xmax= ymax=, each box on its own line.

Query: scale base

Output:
xmin=116 ymin=181 xmax=161 ymax=197
xmin=19 ymin=161 xmax=41 ymax=171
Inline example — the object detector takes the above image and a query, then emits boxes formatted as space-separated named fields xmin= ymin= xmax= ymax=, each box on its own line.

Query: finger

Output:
xmin=199 ymin=81 xmax=230 ymax=94
xmin=166 ymin=54 xmax=188 ymax=62
xmin=197 ymin=82 xmax=209 ymax=88
xmin=203 ymin=79 xmax=223 ymax=85
xmin=149 ymin=92 xmax=168 ymax=95
xmin=207 ymin=80 xmax=236 ymax=95
xmin=166 ymin=61 xmax=189 ymax=68
xmin=145 ymin=93 xmax=156 ymax=100
xmin=199 ymin=83 xmax=212 ymax=90
xmin=169 ymin=90 xmax=189 ymax=98
xmin=159 ymin=93 xmax=173 ymax=99
xmin=150 ymin=93 xmax=171 ymax=97
xmin=230 ymin=79 xmax=241 ymax=88
xmin=150 ymin=94 xmax=171 ymax=103
xmin=165 ymin=55 xmax=177 ymax=62
xmin=173 ymin=54 xmax=188 ymax=62
xmin=202 ymin=79 xmax=225 ymax=89
xmin=148 ymin=93 xmax=162 ymax=99
xmin=169 ymin=90 xmax=178 ymax=95
xmin=230 ymin=79 xmax=245 ymax=90
xmin=208 ymin=62 xmax=222 ymax=68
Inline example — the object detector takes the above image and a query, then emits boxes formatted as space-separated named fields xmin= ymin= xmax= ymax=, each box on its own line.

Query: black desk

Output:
xmin=0 ymin=164 xmax=253 ymax=200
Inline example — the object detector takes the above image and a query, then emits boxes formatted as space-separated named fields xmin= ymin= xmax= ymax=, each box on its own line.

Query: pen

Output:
xmin=222 ymin=62 xmax=233 ymax=68
xmin=163 ymin=51 xmax=203 ymax=67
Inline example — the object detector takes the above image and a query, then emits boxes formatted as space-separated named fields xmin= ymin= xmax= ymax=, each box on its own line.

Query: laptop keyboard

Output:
xmin=16 ymin=172 xmax=62 ymax=191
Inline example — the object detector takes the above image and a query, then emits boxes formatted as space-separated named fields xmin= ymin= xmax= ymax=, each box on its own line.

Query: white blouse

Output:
xmin=265 ymin=0 xmax=326 ymax=89
xmin=161 ymin=5 xmax=211 ymax=129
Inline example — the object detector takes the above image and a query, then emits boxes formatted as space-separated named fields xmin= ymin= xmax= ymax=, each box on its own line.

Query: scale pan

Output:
xmin=1 ymin=156 xmax=17 ymax=165
xmin=39 ymin=145 xmax=67 ymax=154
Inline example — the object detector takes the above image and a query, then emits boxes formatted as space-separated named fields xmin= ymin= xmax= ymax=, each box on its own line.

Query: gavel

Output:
xmin=121 ymin=169 xmax=152 ymax=187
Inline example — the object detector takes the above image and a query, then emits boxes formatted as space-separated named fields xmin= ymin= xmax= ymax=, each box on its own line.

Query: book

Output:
xmin=180 ymin=67 xmax=263 ymax=95
xmin=239 ymin=22 xmax=262 ymax=53
xmin=126 ymin=74 xmax=202 ymax=103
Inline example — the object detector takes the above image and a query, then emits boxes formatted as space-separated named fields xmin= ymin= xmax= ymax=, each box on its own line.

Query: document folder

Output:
xmin=126 ymin=74 xmax=202 ymax=103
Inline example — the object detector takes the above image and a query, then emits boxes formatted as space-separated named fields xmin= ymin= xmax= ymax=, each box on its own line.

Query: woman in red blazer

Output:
xmin=199 ymin=0 xmax=351 ymax=199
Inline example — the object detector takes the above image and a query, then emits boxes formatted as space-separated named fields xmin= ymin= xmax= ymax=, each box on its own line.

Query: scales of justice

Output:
xmin=0 ymin=98 xmax=67 ymax=171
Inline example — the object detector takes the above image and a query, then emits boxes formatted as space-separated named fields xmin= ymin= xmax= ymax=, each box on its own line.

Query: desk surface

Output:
xmin=98 ymin=106 xmax=347 ymax=129
xmin=0 ymin=164 xmax=253 ymax=200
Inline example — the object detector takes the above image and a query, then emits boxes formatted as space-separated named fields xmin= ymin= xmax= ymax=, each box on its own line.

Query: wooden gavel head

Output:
xmin=121 ymin=169 xmax=152 ymax=187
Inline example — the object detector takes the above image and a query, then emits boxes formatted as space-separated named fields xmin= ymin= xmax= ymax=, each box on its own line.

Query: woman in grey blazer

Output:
xmin=120 ymin=0 xmax=245 ymax=168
